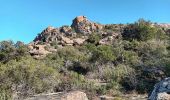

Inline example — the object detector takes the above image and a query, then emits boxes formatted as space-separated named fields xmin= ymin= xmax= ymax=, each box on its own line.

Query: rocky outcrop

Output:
xmin=29 ymin=16 xmax=122 ymax=58
xmin=73 ymin=38 xmax=86 ymax=45
xmin=34 ymin=26 xmax=60 ymax=43
xmin=149 ymin=77 xmax=170 ymax=100
xmin=61 ymin=36 xmax=74 ymax=46
xmin=23 ymin=91 xmax=88 ymax=100
xmin=28 ymin=43 xmax=53 ymax=59
xmin=71 ymin=16 xmax=103 ymax=34
xmin=99 ymin=36 xmax=113 ymax=45
xmin=32 ymin=16 xmax=120 ymax=47
xmin=60 ymin=26 xmax=76 ymax=37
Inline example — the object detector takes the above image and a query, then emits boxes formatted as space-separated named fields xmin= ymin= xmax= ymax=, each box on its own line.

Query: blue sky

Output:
xmin=0 ymin=0 xmax=170 ymax=43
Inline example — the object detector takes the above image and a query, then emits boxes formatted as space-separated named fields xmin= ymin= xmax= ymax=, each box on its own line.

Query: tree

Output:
xmin=0 ymin=41 xmax=16 ymax=63
xmin=0 ymin=41 xmax=29 ymax=63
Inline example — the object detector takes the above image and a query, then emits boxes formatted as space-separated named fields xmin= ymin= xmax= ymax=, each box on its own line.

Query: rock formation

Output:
xmin=149 ymin=77 xmax=170 ymax=100
xmin=28 ymin=16 xmax=122 ymax=58
xmin=29 ymin=44 xmax=51 ymax=58
xmin=73 ymin=38 xmax=86 ymax=45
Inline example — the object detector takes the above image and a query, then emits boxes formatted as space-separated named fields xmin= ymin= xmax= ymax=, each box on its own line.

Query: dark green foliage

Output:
xmin=122 ymin=19 xmax=159 ymax=41
xmin=165 ymin=61 xmax=170 ymax=76
xmin=87 ymin=33 xmax=102 ymax=44
xmin=122 ymin=50 xmax=139 ymax=66
xmin=0 ymin=41 xmax=29 ymax=63
xmin=91 ymin=45 xmax=116 ymax=62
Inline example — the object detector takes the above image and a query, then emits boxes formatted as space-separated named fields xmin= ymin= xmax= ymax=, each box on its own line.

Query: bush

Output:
xmin=0 ymin=56 xmax=60 ymax=98
xmin=87 ymin=33 xmax=102 ymax=44
xmin=56 ymin=71 xmax=94 ymax=92
xmin=122 ymin=50 xmax=139 ymax=67
xmin=123 ymin=40 xmax=140 ymax=51
xmin=102 ymin=64 xmax=135 ymax=82
xmin=138 ymin=40 xmax=168 ymax=68
xmin=57 ymin=46 xmax=88 ymax=62
xmin=0 ymin=89 xmax=12 ymax=100
xmin=91 ymin=45 xmax=116 ymax=62
xmin=0 ymin=41 xmax=29 ymax=63
xmin=122 ymin=19 xmax=158 ymax=41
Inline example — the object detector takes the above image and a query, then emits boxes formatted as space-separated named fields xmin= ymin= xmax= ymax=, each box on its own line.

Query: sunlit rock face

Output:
xmin=71 ymin=16 xmax=103 ymax=35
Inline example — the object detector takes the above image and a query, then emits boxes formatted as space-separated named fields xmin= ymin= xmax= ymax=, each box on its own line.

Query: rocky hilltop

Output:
xmin=28 ymin=16 xmax=123 ymax=58
xmin=28 ymin=16 xmax=170 ymax=59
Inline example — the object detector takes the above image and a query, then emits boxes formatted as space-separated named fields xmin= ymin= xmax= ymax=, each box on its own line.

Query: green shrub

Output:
xmin=57 ymin=71 xmax=90 ymax=91
xmin=91 ymin=45 xmax=116 ymax=62
xmin=0 ymin=41 xmax=29 ymax=63
xmin=57 ymin=46 xmax=88 ymax=62
xmin=87 ymin=33 xmax=102 ymax=44
xmin=122 ymin=50 xmax=139 ymax=67
xmin=0 ymin=56 xmax=60 ymax=97
xmin=102 ymin=64 xmax=135 ymax=82
xmin=138 ymin=40 xmax=168 ymax=68
xmin=122 ymin=19 xmax=158 ymax=41
xmin=123 ymin=40 xmax=140 ymax=51
xmin=0 ymin=89 xmax=12 ymax=100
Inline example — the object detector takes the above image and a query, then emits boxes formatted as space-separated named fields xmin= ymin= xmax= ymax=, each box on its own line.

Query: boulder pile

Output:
xmin=28 ymin=16 xmax=121 ymax=58
xmin=71 ymin=16 xmax=103 ymax=34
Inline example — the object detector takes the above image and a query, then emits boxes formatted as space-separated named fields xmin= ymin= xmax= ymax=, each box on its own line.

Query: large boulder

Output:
xmin=73 ymin=38 xmax=86 ymax=45
xmin=149 ymin=77 xmax=170 ymax=100
xmin=23 ymin=91 xmax=88 ymax=100
xmin=61 ymin=36 xmax=74 ymax=46
xmin=61 ymin=91 xmax=88 ymax=100
xmin=99 ymin=36 xmax=113 ymax=45
xmin=29 ymin=44 xmax=52 ymax=59
xmin=71 ymin=16 xmax=103 ymax=35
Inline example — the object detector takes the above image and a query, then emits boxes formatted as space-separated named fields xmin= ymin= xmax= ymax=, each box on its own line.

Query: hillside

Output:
xmin=0 ymin=16 xmax=170 ymax=100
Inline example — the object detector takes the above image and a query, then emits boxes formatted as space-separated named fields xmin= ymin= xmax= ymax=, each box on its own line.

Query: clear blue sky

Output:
xmin=0 ymin=0 xmax=170 ymax=43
